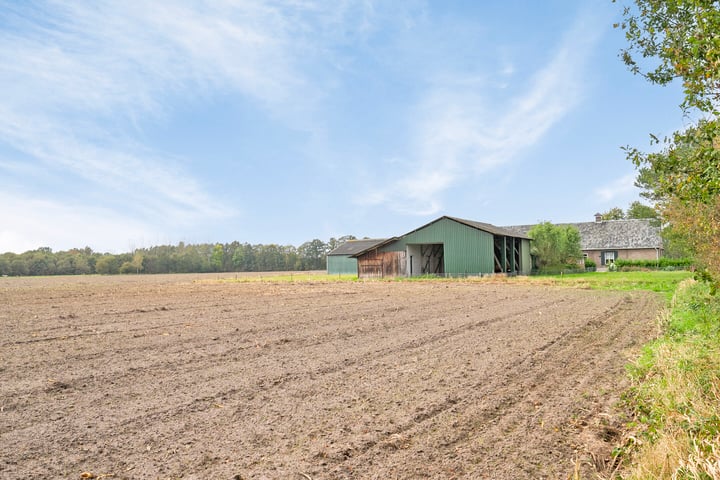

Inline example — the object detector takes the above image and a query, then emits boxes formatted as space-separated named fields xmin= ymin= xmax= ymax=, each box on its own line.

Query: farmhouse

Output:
xmin=326 ymin=238 xmax=390 ymax=275
xmin=503 ymin=214 xmax=663 ymax=267
xmin=347 ymin=216 xmax=532 ymax=279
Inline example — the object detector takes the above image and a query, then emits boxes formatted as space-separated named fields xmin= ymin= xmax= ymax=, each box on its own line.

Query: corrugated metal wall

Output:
xmin=326 ymin=255 xmax=358 ymax=275
xmin=382 ymin=217 xmax=495 ymax=275
xmin=521 ymin=238 xmax=532 ymax=274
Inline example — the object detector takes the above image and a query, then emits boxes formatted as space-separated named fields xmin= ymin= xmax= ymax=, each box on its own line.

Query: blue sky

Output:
xmin=0 ymin=1 xmax=686 ymax=253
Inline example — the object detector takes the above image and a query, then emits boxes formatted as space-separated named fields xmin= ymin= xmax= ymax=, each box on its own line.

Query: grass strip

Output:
xmin=211 ymin=272 xmax=358 ymax=283
xmin=525 ymin=271 xmax=693 ymax=300
xmin=615 ymin=279 xmax=720 ymax=479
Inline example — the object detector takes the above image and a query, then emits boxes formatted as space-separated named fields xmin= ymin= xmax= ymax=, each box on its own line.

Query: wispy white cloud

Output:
xmin=357 ymin=7 xmax=605 ymax=215
xmin=0 ymin=3 xmax=291 ymax=251
xmin=0 ymin=0 xmax=384 ymax=252
xmin=0 ymin=1 xmax=320 ymax=116
xmin=594 ymin=173 xmax=638 ymax=202
xmin=0 ymin=109 xmax=226 ymax=221
xmin=0 ymin=1 xmax=625 ymax=252
xmin=0 ymin=191 xmax=153 ymax=253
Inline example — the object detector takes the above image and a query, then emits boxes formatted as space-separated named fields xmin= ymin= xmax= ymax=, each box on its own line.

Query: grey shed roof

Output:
xmin=502 ymin=219 xmax=662 ymax=250
xmin=327 ymin=238 xmax=390 ymax=256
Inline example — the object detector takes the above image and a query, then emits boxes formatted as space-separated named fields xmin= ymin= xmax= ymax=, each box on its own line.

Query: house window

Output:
xmin=604 ymin=251 xmax=615 ymax=265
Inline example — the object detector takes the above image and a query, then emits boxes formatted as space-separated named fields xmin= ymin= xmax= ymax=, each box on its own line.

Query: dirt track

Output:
xmin=0 ymin=274 xmax=661 ymax=479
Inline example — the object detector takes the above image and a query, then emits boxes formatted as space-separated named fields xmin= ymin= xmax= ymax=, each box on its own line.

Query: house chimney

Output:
xmin=594 ymin=212 xmax=603 ymax=223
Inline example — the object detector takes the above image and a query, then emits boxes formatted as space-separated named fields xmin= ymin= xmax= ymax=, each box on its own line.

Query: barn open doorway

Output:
xmin=407 ymin=244 xmax=445 ymax=276
xmin=493 ymin=236 xmax=522 ymax=273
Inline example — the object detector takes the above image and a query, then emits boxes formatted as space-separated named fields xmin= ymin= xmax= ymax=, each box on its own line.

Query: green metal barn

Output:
xmin=353 ymin=216 xmax=531 ymax=279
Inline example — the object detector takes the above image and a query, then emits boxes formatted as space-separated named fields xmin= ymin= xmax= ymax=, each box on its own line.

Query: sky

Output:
xmin=0 ymin=0 xmax=688 ymax=254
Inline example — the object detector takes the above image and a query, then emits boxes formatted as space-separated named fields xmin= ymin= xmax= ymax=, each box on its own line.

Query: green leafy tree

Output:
xmin=626 ymin=200 xmax=657 ymax=219
xmin=0 ymin=255 xmax=10 ymax=276
xmin=528 ymin=222 xmax=583 ymax=270
xmin=177 ymin=248 xmax=201 ymax=273
xmin=256 ymin=244 xmax=284 ymax=271
xmin=210 ymin=243 xmax=224 ymax=272
xmin=298 ymin=239 xmax=328 ymax=270
xmin=10 ymin=258 xmax=29 ymax=276
xmin=24 ymin=247 xmax=56 ymax=275
xmin=616 ymin=0 xmax=720 ymax=284
xmin=119 ymin=252 xmax=144 ymax=274
xmin=628 ymin=121 xmax=720 ymax=205
xmin=627 ymin=200 xmax=661 ymax=226
xmin=282 ymin=245 xmax=300 ymax=270
xmin=661 ymin=222 xmax=695 ymax=259
xmin=73 ymin=255 xmax=91 ymax=275
xmin=55 ymin=251 xmax=92 ymax=275
xmin=616 ymin=0 xmax=720 ymax=114
xmin=131 ymin=252 xmax=144 ymax=273
xmin=618 ymin=1 xmax=720 ymax=203
xmin=95 ymin=255 xmax=119 ymax=275
xmin=119 ymin=261 xmax=134 ymax=274
xmin=601 ymin=207 xmax=626 ymax=220
xmin=234 ymin=243 xmax=256 ymax=271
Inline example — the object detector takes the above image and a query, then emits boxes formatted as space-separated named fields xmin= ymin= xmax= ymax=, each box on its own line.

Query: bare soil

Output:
xmin=0 ymin=274 xmax=662 ymax=479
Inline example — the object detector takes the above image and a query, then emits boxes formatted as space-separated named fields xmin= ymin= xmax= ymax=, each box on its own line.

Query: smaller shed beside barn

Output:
xmin=326 ymin=238 xmax=390 ymax=275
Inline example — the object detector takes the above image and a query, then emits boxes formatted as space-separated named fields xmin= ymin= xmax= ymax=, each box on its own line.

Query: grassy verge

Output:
xmin=613 ymin=279 xmax=720 ymax=479
xmin=527 ymin=270 xmax=692 ymax=299
xmin=452 ymin=270 xmax=691 ymax=300
xmin=212 ymin=272 xmax=358 ymax=283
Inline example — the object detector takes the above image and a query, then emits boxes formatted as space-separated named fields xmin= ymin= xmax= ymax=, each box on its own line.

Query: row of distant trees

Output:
xmin=597 ymin=201 xmax=660 ymax=224
xmin=0 ymin=236 xmax=356 ymax=276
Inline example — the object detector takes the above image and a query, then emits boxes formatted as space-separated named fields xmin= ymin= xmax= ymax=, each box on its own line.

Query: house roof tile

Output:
xmin=502 ymin=219 xmax=662 ymax=250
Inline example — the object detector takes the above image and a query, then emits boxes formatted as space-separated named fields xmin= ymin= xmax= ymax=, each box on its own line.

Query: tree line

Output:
xmin=0 ymin=236 xmax=356 ymax=276
xmin=597 ymin=201 xmax=660 ymax=224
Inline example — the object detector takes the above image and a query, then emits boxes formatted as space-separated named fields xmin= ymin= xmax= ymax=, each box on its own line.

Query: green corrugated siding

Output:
xmin=327 ymin=255 xmax=358 ymax=275
xmin=521 ymin=238 xmax=532 ymax=274
xmin=382 ymin=217 xmax=495 ymax=274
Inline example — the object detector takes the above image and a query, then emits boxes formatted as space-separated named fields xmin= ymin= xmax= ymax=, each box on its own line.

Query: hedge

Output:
xmin=614 ymin=258 xmax=693 ymax=270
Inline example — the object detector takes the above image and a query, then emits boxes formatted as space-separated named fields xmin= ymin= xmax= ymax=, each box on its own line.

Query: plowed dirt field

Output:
xmin=1 ymin=274 xmax=662 ymax=479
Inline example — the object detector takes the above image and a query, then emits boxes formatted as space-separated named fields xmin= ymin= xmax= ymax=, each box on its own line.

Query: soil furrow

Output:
xmin=0 ymin=276 xmax=661 ymax=479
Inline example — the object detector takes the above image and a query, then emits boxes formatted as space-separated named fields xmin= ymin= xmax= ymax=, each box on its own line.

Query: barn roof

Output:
xmin=445 ymin=216 xmax=531 ymax=239
xmin=335 ymin=216 xmax=531 ymax=260
xmin=327 ymin=238 xmax=391 ymax=256
xmin=347 ymin=217 xmax=531 ymax=258
xmin=398 ymin=216 xmax=531 ymax=240
xmin=502 ymin=219 xmax=662 ymax=250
